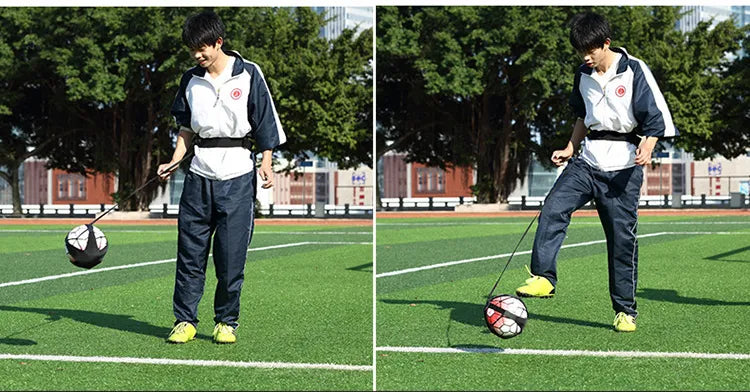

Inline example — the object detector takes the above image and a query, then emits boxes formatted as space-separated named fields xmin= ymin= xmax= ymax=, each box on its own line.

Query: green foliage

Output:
xmin=220 ymin=7 xmax=373 ymax=170
xmin=0 ymin=7 xmax=372 ymax=211
xmin=377 ymin=6 xmax=748 ymax=202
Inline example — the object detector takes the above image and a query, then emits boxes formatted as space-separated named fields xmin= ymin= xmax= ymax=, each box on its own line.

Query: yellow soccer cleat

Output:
xmin=167 ymin=321 xmax=196 ymax=344
xmin=515 ymin=265 xmax=555 ymax=298
xmin=213 ymin=322 xmax=237 ymax=344
xmin=613 ymin=312 xmax=637 ymax=332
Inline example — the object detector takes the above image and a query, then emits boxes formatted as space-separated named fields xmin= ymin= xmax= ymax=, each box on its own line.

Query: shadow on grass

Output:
xmin=704 ymin=245 xmax=750 ymax=263
xmin=0 ymin=305 xmax=213 ymax=341
xmin=380 ymin=299 xmax=611 ymax=331
xmin=638 ymin=288 xmax=750 ymax=306
xmin=0 ymin=338 xmax=36 ymax=346
xmin=347 ymin=262 xmax=373 ymax=272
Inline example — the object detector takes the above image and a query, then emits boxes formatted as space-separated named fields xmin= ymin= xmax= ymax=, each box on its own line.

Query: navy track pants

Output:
xmin=173 ymin=170 xmax=256 ymax=328
xmin=531 ymin=158 xmax=643 ymax=317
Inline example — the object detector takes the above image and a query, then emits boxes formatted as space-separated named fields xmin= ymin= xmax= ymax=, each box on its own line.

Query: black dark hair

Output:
xmin=569 ymin=12 xmax=611 ymax=52
xmin=182 ymin=11 xmax=225 ymax=49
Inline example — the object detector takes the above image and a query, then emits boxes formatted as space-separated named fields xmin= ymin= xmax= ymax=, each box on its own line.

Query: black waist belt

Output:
xmin=587 ymin=130 xmax=641 ymax=146
xmin=194 ymin=136 xmax=252 ymax=149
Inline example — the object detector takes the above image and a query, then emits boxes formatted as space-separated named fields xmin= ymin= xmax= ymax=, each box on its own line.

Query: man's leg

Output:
xmin=593 ymin=165 xmax=643 ymax=318
xmin=173 ymin=172 xmax=214 ymax=326
xmin=211 ymin=171 xmax=256 ymax=329
xmin=529 ymin=159 xmax=595 ymax=286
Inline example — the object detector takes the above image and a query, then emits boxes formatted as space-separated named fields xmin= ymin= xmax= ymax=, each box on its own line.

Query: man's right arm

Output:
xmin=552 ymin=118 xmax=587 ymax=167
xmin=158 ymin=129 xmax=193 ymax=180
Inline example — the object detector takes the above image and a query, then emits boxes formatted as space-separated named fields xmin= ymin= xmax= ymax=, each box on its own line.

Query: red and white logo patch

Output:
xmin=615 ymin=85 xmax=626 ymax=97
xmin=230 ymin=88 xmax=243 ymax=100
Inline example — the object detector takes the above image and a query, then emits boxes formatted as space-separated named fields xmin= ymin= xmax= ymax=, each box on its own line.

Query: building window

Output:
xmin=57 ymin=174 xmax=86 ymax=201
xmin=416 ymin=167 xmax=446 ymax=194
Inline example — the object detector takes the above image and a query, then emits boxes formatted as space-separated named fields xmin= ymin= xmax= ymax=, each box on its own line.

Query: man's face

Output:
xmin=190 ymin=38 xmax=222 ymax=69
xmin=578 ymin=40 xmax=610 ymax=69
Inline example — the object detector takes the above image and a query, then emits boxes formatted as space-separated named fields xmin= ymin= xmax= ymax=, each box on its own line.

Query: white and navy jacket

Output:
xmin=171 ymin=50 xmax=286 ymax=180
xmin=570 ymin=47 xmax=678 ymax=171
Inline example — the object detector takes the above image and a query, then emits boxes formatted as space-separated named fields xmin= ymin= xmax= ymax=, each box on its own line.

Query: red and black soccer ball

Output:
xmin=484 ymin=294 xmax=528 ymax=339
xmin=65 ymin=224 xmax=108 ymax=269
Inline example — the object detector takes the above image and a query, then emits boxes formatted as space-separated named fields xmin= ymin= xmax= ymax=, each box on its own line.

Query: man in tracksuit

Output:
xmin=158 ymin=11 xmax=286 ymax=344
xmin=515 ymin=12 xmax=677 ymax=332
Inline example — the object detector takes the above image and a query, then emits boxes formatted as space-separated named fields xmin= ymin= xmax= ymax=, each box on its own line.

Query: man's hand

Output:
xmin=551 ymin=141 xmax=575 ymax=167
xmin=158 ymin=162 xmax=178 ymax=181
xmin=259 ymin=151 xmax=274 ymax=189
xmin=635 ymin=136 xmax=658 ymax=166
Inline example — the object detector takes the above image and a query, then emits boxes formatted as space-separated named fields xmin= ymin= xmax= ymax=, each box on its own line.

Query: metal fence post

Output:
xmin=459 ymin=196 xmax=464 ymax=205
xmin=521 ymin=195 xmax=526 ymax=210
xmin=701 ymin=194 xmax=706 ymax=206
xmin=398 ymin=197 xmax=403 ymax=210
xmin=69 ymin=203 xmax=74 ymax=215
xmin=345 ymin=203 xmax=350 ymax=217
xmin=269 ymin=203 xmax=274 ymax=216
xmin=428 ymin=197 xmax=433 ymax=210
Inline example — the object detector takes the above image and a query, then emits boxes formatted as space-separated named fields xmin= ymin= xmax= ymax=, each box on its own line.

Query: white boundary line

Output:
xmin=0 ymin=353 xmax=372 ymax=371
xmin=376 ymin=346 xmax=750 ymax=360
xmin=0 ymin=229 xmax=372 ymax=235
xmin=375 ymin=231 xmax=750 ymax=278
xmin=0 ymin=241 xmax=370 ymax=288
xmin=377 ymin=221 xmax=750 ymax=227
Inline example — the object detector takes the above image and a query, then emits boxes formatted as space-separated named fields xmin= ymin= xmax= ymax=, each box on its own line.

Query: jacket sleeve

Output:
xmin=170 ymin=71 xmax=193 ymax=131
xmin=631 ymin=60 xmax=678 ymax=138
xmin=569 ymin=67 xmax=586 ymax=120
xmin=246 ymin=62 xmax=287 ymax=151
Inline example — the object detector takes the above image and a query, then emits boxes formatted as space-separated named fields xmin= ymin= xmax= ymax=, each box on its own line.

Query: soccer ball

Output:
xmin=65 ymin=224 xmax=108 ymax=269
xmin=484 ymin=294 xmax=528 ymax=339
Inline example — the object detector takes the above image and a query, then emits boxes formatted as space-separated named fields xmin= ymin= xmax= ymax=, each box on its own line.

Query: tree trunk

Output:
xmin=495 ymin=96 xmax=514 ymax=203
xmin=10 ymin=164 xmax=22 ymax=215
xmin=472 ymin=93 xmax=499 ymax=204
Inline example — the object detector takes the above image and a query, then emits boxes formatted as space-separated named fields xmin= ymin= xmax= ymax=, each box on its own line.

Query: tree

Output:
xmin=377 ymin=6 xmax=747 ymax=203
xmin=220 ymin=7 xmax=373 ymax=170
xmin=706 ymin=24 xmax=750 ymax=159
xmin=377 ymin=6 xmax=579 ymax=203
xmin=0 ymin=8 xmax=85 ymax=214
xmin=0 ymin=7 xmax=372 ymax=212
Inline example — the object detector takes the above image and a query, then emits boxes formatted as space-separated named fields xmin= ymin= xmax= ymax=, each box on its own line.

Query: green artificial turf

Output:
xmin=376 ymin=214 xmax=750 ymax=390
xmin=0 ymin=224 xmax=373 ymax=391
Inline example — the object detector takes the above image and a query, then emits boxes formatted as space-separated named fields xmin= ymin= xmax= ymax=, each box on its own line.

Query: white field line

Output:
xmin=375 ymin=231 xmax=750 ymax=278
xmin=0 ymin=353 xmax=372 ymax=371
xmin=378 ymin=221 xmax=750 ymax=227
xmin=376 ymin=346 xmax=750 ymax=360
xmin=0 ymin=229 xmax=371 ymax=235
xmin=0 ymin=241 xmax=369 ymax=289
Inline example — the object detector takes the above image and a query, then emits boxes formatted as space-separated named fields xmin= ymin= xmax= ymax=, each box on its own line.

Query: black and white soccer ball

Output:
xmin=65 ymin=224 xmax=108 ymax=269
xmin=484 ymin=294 xmax=528 ymax=339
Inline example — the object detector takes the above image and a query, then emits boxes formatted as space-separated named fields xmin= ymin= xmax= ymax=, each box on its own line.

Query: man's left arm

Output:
xmin=635 ymin=136 xmax=658 ymax=166
xmin=246 ymin=63 xmax=286 ymax=189
xmin=259 ymin=150 xmax=274 ymax=189
xmin=631 ymin=60 xmax=678 ymax=140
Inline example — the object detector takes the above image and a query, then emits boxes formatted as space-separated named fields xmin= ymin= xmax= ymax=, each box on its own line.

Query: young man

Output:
xmin=515 ymin=12 xmax=677 ymax=332
xmin=158 ymin=11 xmax=286 ymax=344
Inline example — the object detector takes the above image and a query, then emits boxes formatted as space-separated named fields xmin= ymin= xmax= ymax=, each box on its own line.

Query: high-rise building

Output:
xmin=312 ymin=7 xmax=373 ymax=40
xmin=677 ymin=6 xmax=734 ymax=33
xmin=678 ymin=6 xmax=749 ymax=57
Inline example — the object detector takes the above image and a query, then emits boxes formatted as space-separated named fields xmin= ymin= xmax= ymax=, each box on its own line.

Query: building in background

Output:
xmin=0 ymin=158 xmax=115 ymax=206
xmin=379 ymin=152 xmax=474 ymax=199
xmin=313 ymin=6 xmax=373 ymax=40
xmin=678 ymin=5 xmax=750 ymax=57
